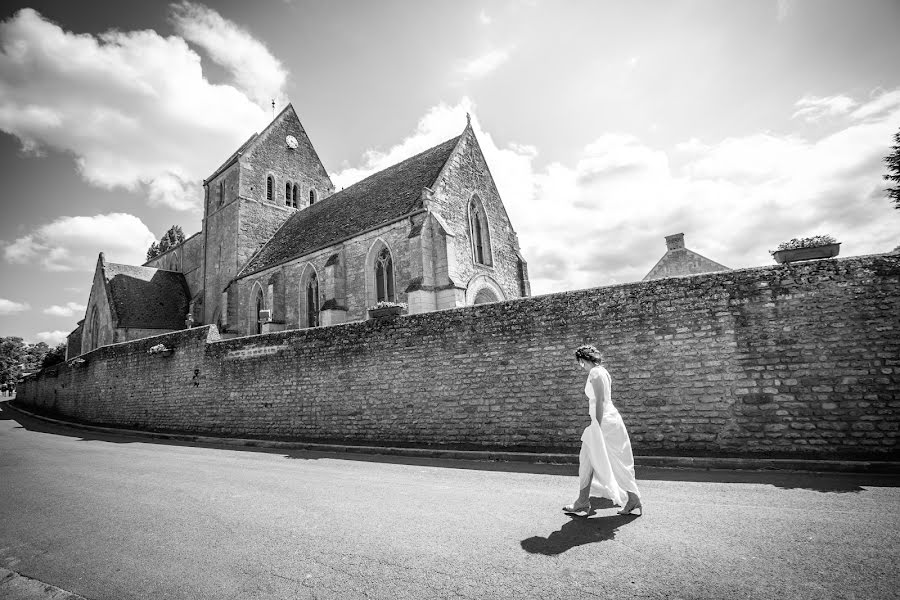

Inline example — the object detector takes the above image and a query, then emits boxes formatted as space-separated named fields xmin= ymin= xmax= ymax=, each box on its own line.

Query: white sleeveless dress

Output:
xmin=579 ymin=365 xmax=641 ymax=506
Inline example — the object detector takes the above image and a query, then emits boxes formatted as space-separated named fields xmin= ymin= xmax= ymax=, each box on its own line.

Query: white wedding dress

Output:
xmin=579 ymin=365 xmax=641 ymax=506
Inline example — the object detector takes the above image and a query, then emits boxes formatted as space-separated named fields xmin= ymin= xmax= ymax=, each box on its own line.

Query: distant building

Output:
xmin=643 ymin=233 xmax=729 ymax=281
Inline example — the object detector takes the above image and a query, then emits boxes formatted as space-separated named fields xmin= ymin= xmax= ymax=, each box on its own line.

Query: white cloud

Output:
xmin=43 ymin=302 xmax=87 ymax=317
xmin=0 ymin=298 xmax=30 ymax=315
xmin=478 ymin=10 xmax=492 ymax=25
xmin=332 ymin=91 xmax=900 ymax=295
xmin=850 ymin=89 xmax=900 ymax=121
xmin=3 ymin=213 xmax=157 ymax=272
xmin=792 ymin=94 xmax=857 ymax=122
xmin=36 ymin=330 xmax=68 ymax=345
xmin=170 ymin=1 xmax=286 ymax=107
xmin=457 ymin=48 xmax=511 ymax=80
xmin=0 ymin=7 xmax=280 ymax=211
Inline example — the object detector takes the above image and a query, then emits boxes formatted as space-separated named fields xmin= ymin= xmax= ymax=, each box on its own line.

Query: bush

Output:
xmin=771 ymin=235 xmax=837 ymax=254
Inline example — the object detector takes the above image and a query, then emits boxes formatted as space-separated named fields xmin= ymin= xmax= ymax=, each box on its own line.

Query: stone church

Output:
xmin=69 ymin=105 xmax=530 ymax=357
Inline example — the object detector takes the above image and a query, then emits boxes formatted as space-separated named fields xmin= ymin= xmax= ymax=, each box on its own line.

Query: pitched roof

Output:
xmin=239 ymin=135 xmax=461 ymax=276
xmin=104 ymin=263 xmax=191 ymax=329
xmin=643 ymin=248 xmax=730 ymax=281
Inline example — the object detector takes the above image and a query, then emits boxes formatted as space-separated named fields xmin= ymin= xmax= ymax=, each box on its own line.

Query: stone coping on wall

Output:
xmin=5 ymin=401 xmax=897 ymax=474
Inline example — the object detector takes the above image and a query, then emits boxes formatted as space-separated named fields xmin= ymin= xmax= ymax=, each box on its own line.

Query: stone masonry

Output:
xmin=19 ymin=253 xmax=900 ymax=460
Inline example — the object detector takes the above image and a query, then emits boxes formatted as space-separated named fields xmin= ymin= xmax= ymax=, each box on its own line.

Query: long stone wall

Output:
xmin=16 ymin=254 xmax=900 ymax=459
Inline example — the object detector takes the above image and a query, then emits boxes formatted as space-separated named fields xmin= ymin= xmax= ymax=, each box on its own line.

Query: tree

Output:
xmin=0 ymin=338 xmax=53 ymax=385
xmin=41 ymin=342 xmax=67 ymax=368
xmin=885 ymin=128 xmax=900 ymax=210
xmin=145 ymin=225 xmax=186 ymax=261
xmin=0 ymin=337 xmax=25 ymax=386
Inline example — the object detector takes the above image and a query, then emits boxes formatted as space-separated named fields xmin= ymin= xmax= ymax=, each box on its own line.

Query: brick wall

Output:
xmin=18 ymin=254 xmax=900 ymax=459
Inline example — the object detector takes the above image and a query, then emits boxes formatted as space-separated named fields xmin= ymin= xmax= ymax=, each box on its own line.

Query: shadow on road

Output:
xmin=521 ymin=502 xmax=641 ymax=555
xmin=3 ymin=402 xmax=897 ymax=494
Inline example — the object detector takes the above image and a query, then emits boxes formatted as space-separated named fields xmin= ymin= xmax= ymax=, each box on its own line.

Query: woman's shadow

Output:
xmin=520 ymin=498 xmax=640 ymax=556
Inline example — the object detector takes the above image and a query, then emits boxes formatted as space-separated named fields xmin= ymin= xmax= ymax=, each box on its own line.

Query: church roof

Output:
xmin=104 ymin=263 xmax=191 ymax=329
xmin=239 ymin=134 xmax=461 ymax=277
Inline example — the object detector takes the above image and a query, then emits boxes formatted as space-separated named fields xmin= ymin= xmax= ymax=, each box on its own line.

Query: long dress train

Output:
xmin=578 ymin=365 xmax=640 ymax=506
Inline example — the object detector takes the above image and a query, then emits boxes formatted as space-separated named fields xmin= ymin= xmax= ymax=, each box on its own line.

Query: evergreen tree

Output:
xmin=145 ymin=225 xmax=185 ymax=260
xmin=885 ymin=128 xmax=900 ymax=210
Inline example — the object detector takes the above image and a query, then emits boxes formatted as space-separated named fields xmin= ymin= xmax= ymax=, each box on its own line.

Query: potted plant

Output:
xmin=147 ymin=343 xmax=174 ymax=357
xmin=770 ymin=235 xmax=840 ymax=264
xmin=368 ymin=301 xmax=407 ymax=320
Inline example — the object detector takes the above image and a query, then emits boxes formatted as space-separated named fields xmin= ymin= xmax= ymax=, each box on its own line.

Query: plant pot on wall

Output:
xmin=772 ymin=243 xmax=840 ymax=264
xmin=368 ymin=306 xmax=404 ymax=320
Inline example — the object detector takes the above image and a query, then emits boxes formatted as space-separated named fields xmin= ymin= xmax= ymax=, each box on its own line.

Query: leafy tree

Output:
xmin=41 ymin=342 xmax=67 ymax=368
xmin=0 ymin=337 xmax=25 ymax=386
xmin=146 ymin=225 xmax=186 ymax=261
xmin=885 ymin=128 xmax=900 ymax=210
xmin=0 ymin=338 xmax=53 ymax=385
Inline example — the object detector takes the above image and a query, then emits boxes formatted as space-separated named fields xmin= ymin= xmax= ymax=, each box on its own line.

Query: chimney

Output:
xmin=665 ymin=233 xmax=685 ymax=251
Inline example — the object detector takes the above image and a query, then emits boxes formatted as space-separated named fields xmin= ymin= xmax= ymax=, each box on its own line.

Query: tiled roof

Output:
xmin=239 ymin=135 xmax=461 ymax=276
xmin=104 ymin=263 xmax=191 ymax=329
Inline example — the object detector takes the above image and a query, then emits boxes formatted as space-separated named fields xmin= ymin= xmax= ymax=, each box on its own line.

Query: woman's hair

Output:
xmin=574 ymin=344 xmax=603 ymax=365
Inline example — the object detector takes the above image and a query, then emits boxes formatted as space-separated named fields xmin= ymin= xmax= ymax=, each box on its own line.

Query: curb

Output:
xmin=4 ymin=401 xmax=898 ymax=474
xmin=0 ymin=568 xmax=89 ymax=600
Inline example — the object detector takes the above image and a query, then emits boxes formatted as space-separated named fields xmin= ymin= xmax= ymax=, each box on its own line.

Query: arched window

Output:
xmin=218 ymin=180 xmax=225 ymax=207
xmin=306 ymin=272 xmax=319 ymax=327
xmin=266 ymin=175 xmax=274 ymax=202
xmin=254 ymin=287 xmax=265 ymax=335
xmin=375 ymin=247 xmax=394 ymax=303
xmin=285 ymin=182 xmax=292 ymax=206
xmin=309 ymin=189 xmax=317 ymax=205
xmin=292 ymin=185 xmax=298 ymax=208
xmin=89 ymin=306 xmax=100 ymax=351
xmin=468 ymin=195 xmax=492 ymax=266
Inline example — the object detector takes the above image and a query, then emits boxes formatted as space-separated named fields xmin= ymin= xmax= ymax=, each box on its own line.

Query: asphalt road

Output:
xmin=1 ymin=404 xmax=898 ymax=600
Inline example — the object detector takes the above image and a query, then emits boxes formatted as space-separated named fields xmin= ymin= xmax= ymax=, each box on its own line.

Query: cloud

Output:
xmin=0 ymin=7 xmax=280 ymax=211
xmin=36 ymin=330 xmax=68 ymax=345
xmin=478 ymin=10 xmax=492 ymax=25
xmin=457 ymin=48 xmax=511 ymax=80
xmin=170 ymin=1 xmax=286 ymax=107
xmin=850 ymin=89 xmax=900 ymax=121
xmin=0 ymin=298 xmax=30 ymax=315
xmin=792 ymin=94 xmax=857 ymax=122
xmin=43 ymin=302 xmax=87 ymax=317
xmin=332 ymin=90 xmax=900 ymax=296
xmin=3 ymin=213 xmax=157 ymax=272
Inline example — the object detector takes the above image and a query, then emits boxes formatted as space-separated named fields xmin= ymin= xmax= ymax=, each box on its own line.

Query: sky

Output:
xmin=0 ymin=0 xmax=898 ymax=346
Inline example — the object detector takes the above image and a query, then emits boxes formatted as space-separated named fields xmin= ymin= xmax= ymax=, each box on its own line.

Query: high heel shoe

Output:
xmin=617 ymin=502 xmax=643 ymax=516
xmin=562 ymin=502 xmax=592 ymax=516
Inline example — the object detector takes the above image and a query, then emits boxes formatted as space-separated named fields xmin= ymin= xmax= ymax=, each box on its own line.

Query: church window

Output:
xmin=254 ymin=287 xmax=265 ymax=335
xmin=218 ymin=180 xmax=225 ymax=207
xmin=89 ymin=306 xmax=100 ymax=351
xmin=468 ymin=195 xmax=492 ymax=266
xmin=309 ymin=189 xmax=317 ymax=205
xmin=292 ymin=185 xmax=298 ymax=208
xmin=306 ymin=272 xmax=319 ymax=327
xmin=285 ymin=182 xmax=292 ymax=206
xmin=266 ymin=175 xmax=274 ymax=202
xmin=375 ymin=247 xmax=394 ymax=303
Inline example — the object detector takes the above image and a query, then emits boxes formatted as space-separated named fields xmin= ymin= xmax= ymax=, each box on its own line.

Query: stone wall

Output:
xmin=18 ymin=254 xmax=900 ymax=460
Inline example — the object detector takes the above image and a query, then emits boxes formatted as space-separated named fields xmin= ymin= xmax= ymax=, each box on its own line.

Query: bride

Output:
xmin=563 ymin=345 xmax=642 ymax=516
